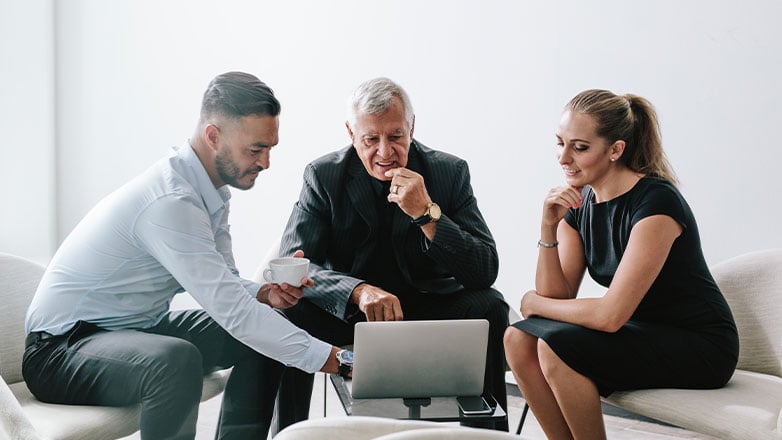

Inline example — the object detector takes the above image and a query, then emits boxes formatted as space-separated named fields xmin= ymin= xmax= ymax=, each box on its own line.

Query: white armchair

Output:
xmin=604 ymin=249 xmax=782 ymax=440
xmin=0 ymin=253 xmax=230 ymax=440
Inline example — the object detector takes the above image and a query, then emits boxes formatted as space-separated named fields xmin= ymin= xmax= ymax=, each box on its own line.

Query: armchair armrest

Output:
xmin=0 ymin=377 xmax=41 ymax=440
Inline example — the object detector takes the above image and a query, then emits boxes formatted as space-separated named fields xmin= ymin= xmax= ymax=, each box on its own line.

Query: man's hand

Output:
xmin=256 ymin=249 xmax=314 ymax=308
xmin=350 ymin=283 xmax=403 ymax=321
xmin=385 ymin=168 xmax=432 ymax=220
xmin=256 ymin=279 xmax=313 ymax=308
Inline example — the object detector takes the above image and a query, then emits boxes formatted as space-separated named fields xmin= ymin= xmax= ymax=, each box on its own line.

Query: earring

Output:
xmin=610 ymin=157 xmax=616 ymax=162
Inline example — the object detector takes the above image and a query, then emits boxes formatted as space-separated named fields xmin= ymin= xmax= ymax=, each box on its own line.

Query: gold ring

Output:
xmin=391 ymin=184 xmax=399 ymax=195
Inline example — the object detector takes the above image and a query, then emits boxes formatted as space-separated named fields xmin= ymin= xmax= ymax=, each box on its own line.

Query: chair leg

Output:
xmin=323 ymin=373 xmax=327 ymax=417
xmin=516 ymin=402 xmax=530 ymax=435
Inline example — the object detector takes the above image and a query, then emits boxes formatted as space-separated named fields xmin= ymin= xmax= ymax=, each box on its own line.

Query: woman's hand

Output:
xmin=519 ymin=290 xmax=539 ymax=319
xmin=542 ymin=185 xmax=583 ymax=226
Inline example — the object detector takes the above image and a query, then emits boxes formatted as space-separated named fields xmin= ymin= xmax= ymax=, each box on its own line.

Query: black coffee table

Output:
xmin=329 ymin=374 xmax=507 ymax=423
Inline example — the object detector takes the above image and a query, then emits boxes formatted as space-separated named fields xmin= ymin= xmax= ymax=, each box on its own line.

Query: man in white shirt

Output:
xmin=23 ymin=72 xmax=345 ymax=440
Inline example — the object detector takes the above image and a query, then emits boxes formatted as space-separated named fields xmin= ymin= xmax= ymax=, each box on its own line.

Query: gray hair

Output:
xmin=346 ymin=77 xmax=415 ymax=128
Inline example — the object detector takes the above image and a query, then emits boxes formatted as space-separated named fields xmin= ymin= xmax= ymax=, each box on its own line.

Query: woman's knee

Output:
xmin=503 ymin=327 xmax=538 ymax=370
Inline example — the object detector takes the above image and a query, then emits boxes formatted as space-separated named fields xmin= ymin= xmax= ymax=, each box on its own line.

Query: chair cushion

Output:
xmin=0 ymin=378 xmax=40 ymax=440
xmin=604 ymin=369 xmax=782 ymax=440
xmin=10 ymin=382 xmax=141 ymax=440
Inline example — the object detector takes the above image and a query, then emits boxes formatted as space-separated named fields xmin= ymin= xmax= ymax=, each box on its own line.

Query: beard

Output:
xmin=215 ymin=147 xmax=261 ymax=190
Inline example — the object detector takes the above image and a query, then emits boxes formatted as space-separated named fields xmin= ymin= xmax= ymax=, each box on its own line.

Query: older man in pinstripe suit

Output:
xmin=262 ymin=77 xmax=509 ymax=433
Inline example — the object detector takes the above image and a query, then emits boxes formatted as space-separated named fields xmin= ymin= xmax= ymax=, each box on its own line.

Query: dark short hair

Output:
xmin=200 ymin=72 xmax=281 ymax=121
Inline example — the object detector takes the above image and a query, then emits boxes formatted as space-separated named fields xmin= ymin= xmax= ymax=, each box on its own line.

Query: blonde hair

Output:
xmin=566 ymin=89 xmax=677 ymax=185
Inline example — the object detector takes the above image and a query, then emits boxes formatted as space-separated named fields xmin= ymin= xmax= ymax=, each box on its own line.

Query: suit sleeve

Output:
xmin=424 ymin=159 xmax=499 ymax=289
xmin=280 ymin=164 xmax=362 ymax=319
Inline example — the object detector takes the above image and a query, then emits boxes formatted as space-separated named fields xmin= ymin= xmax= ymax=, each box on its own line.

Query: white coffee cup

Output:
xmin=263 ymin=257 xmax=310 ymax=287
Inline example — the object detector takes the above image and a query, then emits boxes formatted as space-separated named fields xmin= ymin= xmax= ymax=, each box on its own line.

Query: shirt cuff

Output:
xmin=242 ymin=280 xmax=262 ymax=298
xmin=298 ymin=336 xmax=333 ymax=374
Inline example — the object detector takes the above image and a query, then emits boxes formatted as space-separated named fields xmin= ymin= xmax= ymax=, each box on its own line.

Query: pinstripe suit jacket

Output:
xmin=280 ymin=140 xmax=499 ymax=320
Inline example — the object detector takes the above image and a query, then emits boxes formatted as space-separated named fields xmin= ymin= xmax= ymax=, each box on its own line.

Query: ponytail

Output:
xmin=624 ymin=95 xmax=677 ymax=185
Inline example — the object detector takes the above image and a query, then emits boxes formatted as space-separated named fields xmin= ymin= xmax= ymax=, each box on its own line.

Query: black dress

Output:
xmin=512 ymin=177 xmax=739 ymax=396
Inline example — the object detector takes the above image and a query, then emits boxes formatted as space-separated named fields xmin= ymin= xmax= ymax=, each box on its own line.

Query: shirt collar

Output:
xmin=178 ymin=142 xmax=231 ymax=215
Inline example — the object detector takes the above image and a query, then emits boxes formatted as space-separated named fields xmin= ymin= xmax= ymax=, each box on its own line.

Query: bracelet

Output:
xmin=537 ymin=240 xmax=559 ymax=248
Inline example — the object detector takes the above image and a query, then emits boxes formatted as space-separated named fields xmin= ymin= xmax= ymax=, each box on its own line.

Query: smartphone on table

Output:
xmin=457 ymin=395 xmax=493 ymax=415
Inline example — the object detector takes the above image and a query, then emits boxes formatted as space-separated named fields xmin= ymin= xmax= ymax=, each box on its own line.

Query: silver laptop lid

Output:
xmin=350 ymin=319 xmax=488 ymax=399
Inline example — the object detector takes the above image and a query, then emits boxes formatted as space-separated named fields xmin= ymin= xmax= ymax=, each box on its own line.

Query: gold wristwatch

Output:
xmin=411 ymin=202 xmax=442 ymax=226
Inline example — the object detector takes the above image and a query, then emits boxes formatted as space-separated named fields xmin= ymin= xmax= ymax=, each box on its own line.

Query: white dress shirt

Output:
xmin=25 ymin=144 xmax=331 ymax=373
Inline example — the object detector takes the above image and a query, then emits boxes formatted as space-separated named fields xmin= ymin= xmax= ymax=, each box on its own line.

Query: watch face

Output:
xmin=337 ymin=349 xmax=354 ymax=366
xmin=429 ymin=203 xmax=442 ymax=221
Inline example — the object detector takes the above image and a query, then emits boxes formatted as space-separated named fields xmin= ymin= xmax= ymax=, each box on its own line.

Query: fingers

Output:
xmin=383 ymin=299 xmax=404 ymax=321
xmin=365 ymin=301 xmax=403 ymax=321
xmin=546 ymin=186 xmax=583 ymax=209
xmin=562 ymin=186 xmax=584 ymax=208
xmin=384 ymin=167 xmax=415 ymax=181
xmin=385 ymin=168 xmax=423 ymax=198
xmin=358 ymin=286 xmax=403 ymax=321
xmin=384 ymin=168 xmax=430 ymax=218
xmin=292 ymin=249 xmax=305 ymax=258
xmin=256 ymin=283 xmax=272 ymax=303
xmin=267 ymin=283 xmax=305 ymax=308
xmin=542 ymin=186 xmax=583 ymax=226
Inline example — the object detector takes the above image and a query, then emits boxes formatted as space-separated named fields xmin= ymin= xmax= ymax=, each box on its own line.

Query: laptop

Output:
xmin=349 ymin=319 xmax=489 ymax=399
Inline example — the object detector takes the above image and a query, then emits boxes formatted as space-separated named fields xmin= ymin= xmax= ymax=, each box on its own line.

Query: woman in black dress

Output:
xmin=504 ymin=89 xmax=738 ymax=440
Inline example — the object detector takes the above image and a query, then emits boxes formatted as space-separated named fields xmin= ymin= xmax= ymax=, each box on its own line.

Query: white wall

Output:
xmin=3 ymin=0 xmax=781 ymax=309
xmin=0 ymin=0 xmax=55 ymax=264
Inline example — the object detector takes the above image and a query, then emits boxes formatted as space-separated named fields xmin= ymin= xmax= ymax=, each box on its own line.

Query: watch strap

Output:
xmin=336 ymin=349 xmax=352 ymax=378
xmin=411 ymin=203 xmax=438 ymax=226
xmin=411 ymin=213 xmax=432 ymax=226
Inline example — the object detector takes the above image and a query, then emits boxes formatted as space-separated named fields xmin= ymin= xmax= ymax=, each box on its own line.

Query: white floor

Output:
xmin=120 ymin=372 xmax=720 ymax=439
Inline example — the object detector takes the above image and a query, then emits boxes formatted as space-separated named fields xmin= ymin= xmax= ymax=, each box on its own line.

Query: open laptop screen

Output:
xmin=350 ymin=319 xmax=488 ymax=399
